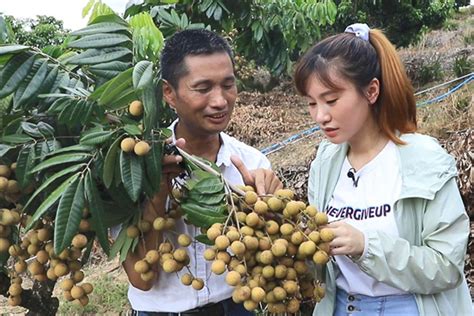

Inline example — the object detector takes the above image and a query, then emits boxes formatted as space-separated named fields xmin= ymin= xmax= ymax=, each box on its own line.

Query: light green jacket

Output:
xmin=309 ymin=133 xmax=471 ymax=316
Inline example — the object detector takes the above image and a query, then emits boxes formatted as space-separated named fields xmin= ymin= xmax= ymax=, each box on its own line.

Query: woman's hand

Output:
xmin=326 ymin=221 xmax=365 ymax=257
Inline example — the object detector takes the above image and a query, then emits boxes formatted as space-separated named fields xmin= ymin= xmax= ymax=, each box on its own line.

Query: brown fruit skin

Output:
xmin=82 ymin=283 xmax=94 ymax=295
xmin=0 ymin=177 xmax=8 ymax=191
xmin=181 ymin=273 xmax=193 ymax=286
xmin=71 ymin=234 xmax=88 ymax=248
xmin=192 ymin=278 xmax=204 ymax=290
xmin=134 ymin=141 xmax=150 ymax=156
xmin=71 ymin=285 xmax=85 ymax=300
xmin=0 ymin=165 xmax=11 ymax=178
xmin=244 ymin=191 xmax=258 ymax=205
xmin=9 ymin=283 xmax=22 ymax=296
xmin=120 ymin=137 xmax=136 ymax=153
xmin=129 ymin=100 xmax=143 ymax=116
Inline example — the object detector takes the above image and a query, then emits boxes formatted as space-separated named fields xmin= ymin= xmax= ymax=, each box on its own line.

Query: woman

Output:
xmin=294 ymin=23 xmax=471 ymax=315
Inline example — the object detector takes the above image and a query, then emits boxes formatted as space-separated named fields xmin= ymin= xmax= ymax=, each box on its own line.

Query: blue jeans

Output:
xmin=135 ymin=298 xmax=253 ymax=316
xmin=334 ymin=288 xmax=419 ymax=316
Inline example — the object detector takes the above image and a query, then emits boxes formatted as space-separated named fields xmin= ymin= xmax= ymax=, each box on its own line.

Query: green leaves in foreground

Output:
xmin=180 ymin=169 xmax=228 ymax=229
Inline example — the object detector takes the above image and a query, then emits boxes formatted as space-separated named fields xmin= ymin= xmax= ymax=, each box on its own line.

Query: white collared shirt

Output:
xmin=128 ymin=120 xmax=271 ymax=312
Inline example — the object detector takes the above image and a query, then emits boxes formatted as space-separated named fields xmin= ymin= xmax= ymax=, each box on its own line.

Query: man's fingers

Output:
xmin=269 ymin=176 xmax=283 ymax=194
xmin=231 ymin=155 xmax=254 ymax=185
xmin=253 ymin=169 xmax=266 ymax=195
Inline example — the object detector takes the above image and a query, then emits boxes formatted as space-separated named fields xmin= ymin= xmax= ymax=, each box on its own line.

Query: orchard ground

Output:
xmin=1 ymin=7 xmax=473 ymax=315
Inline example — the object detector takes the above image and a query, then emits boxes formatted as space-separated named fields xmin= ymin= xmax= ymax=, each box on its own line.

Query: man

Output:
xmin=123 ymin=29 xmax=282 ymax=315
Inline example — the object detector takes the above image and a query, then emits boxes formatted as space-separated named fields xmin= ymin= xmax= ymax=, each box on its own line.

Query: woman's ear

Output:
xmin=163 ymin=80 xmax=177 ymax=109
xmin=366 ymin=78 xmax=380 ymax=105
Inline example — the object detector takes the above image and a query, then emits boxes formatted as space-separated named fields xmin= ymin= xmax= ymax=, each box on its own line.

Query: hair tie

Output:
xmin=344 ymin=23 xmax=370 ymax=42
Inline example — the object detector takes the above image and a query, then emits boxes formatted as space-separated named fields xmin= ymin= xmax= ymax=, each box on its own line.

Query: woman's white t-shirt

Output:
xmin=326 ymin=141 xmax=407 ymax=296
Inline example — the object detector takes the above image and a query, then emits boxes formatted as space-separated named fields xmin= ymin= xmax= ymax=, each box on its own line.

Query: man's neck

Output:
xmin=175 ymin=123 xmax=221 ymax=163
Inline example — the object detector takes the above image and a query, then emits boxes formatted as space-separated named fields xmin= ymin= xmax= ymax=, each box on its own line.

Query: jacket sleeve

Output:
xmin=354 ymin=177 xmax=469 ymax=294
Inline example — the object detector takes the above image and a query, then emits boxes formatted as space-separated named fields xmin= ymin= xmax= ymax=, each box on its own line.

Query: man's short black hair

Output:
xmin=160 ymin=28 xmax=234 ymax=89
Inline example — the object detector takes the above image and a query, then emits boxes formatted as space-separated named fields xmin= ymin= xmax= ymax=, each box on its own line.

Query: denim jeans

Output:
xmin=334 ymin=288 xmax=419 ymax=316
xmin=134 ymin=298 xmax=253 ymax=316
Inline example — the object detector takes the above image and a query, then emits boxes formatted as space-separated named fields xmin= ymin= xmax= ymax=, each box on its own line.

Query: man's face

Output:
xmin=164 ymin=52 xmax=237 ymax=138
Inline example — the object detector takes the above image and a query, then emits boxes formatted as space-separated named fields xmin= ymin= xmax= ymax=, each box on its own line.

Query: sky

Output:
xmin=0 ymin=0 xmax=130 ymax=30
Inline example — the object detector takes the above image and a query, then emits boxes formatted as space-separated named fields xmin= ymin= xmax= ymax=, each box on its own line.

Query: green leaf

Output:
xmin=144 ymin=134 xmax=163 ymax=192
xmin=1 ymin=134 xmax=33 ymax=144
xmin=0 ymin=53 xmax=36 ymax=98
xmin=89 ymin=60 xmax=132 ymax=71
xmin=188 ymin=192 xmax=226 ymax=206
xmin=71 ymin=22 xmax=130 ymax=36
xmin=119 ymin=235 xmax=134 ymax=264
xmin=54 ymin=176 xmax=85 ymax=254
xmin=0 ymin=45 xmax=29 ymax=56
xmin=80 ymin=130 xmax=114 ymax=145
xmin=20 ymin=122 xmax=42 ymax=138
xmin=14 ymin=59 xmax=49 ymax=108
xmin=44 ymin=144 xmax=93 ymax=157
xmin=15 ymin=145 xmax=36 ymax=189
xmin=26 ymin=173 xmax=80 ymax=230
xmin=68 ymin=33 xmax=131 ymax=49
xmin=103 ymin=136 xmax=121 ymax=188
xmin=85 ymin=172 xmax=110 ymax=255
xmin=30 ymin=153 xmax=91 ymax=174
xmin=195 ymin=234 xmax=213 ymax=245
xmin=37 ymin=122 xmax=55 ymax=137
xmin=109 ymin=225 xmax=127 ymax=259
xmin=120 ymin=151 xmax=143 ymax=202
xmin=66 ymin=47 xmax=132 ymax=65
xmin=0 ymin=144 xmax=13 ymax=157
xmin=181 ymin=203 xmax=227 ymax=228
xmin=141 ymin=84 xmax=157 ymax=137
xmin=98 ymin=68 xmax=133 ymax=106
xmin=23 ymin=164 xmax=86 ymax=212
xmin=123 ymin=124 xmax=142 ymax=136
xmin=133 ymin=60 xmax=153 ymax=90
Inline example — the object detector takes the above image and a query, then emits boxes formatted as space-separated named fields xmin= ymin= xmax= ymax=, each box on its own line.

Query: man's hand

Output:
xmin=325 ymin=221 xmax=365 ymax=257
xmin=162 ymin=138 xmax=186 ymax=179
xmin=231 ymin=155 xmax=283 ymax=195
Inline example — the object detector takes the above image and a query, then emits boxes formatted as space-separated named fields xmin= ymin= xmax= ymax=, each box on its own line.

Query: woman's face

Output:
xmin=304 ymin=71 xmax=379 ymax=145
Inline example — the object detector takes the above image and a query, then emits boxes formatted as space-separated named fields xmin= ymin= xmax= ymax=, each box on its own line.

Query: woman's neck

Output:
xmin=347 ymin=124 xmax=388 ymax=171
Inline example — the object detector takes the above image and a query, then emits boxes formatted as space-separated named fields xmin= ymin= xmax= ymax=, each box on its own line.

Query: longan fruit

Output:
xmin=134 ymin=141 xmax=150 ymax=156
xmin=54 ymin=262 xmax=69 ymax=277
xmin=153 ymin=217 xmax=166 ymax=231
xmin=162 ymin=259 xmax=178 ymax=273
xmin=0 ymin=177 xmax=8 ymax=191
xmin=230 ymin=240 xmax=246 ymax=256
xmin=244 ymin=191 xmax=258 ymax=205
xmin=120 ymin=137 xmax=136 ymax=153
xmin=7 ymin=295 xmax=21 ymax=306
xmin=314 ymin=212 xmax=329 ymax=225
xmin=181 ymin=273 xmax=193 ymax=286
xmin=203 ymin=248 xmax=216 ymax=261
xmin=250 ymin=286 xmax=265 ymax=303
xmin=0 ymin=165 xmax=11 ymax=178
xmin=253 ymin=200 xmax=268 ymax=215
xmin=8 ymin=283 xmax=22 ymax=296
xmin=134 ymin=260 xmax=150 ymax=274
xmin=192 ymin=278 xmax=204 ymax=290
xmin=141 ymin=270 xmax=156 ymax=282
xmin=177 ymin=234 xmax=192 ymax=247
xmin=225 ymin=271 xmax=241 ymax=286
xmin=243 ymin=299 xmax=258 ymax=311
xmin=320 ymin=227 xmax=335 ymax=242
xmin=14 ymin=260 xmax=27 ymax=273
xmin=267 ymin=197 xmax=284 ymax=212
xmin=211 ymin=259 xmax=226 ymax=275
xmin=82 ymin=283 xmax=93 ymax=295
xmin=145 ymin=250 xmax=160 ymax=264
xmin=126 ymin=225 xmax=140 ymax=238
xmin=60 ymin=278 xmax=74 ymax=291
xmin=71 ymin=234 xmax=88 ymax=249
xmin=70 ymin=285 xmax=85 ymax=299
xmin=313 ymin=250 xmax=329 ymax=265
xmin=214 ymin=235 xmax=230 ymax=250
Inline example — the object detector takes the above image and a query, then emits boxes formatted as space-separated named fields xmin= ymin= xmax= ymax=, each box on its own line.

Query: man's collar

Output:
xmin=168 ymin=119 xmax=232 ymax=168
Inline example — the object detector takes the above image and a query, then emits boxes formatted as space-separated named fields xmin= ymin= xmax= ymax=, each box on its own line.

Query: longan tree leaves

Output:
xmin=84 ymin=172 xmax=110 ymax=255
xmin=103 ymin=137 xmax=121 ymax=188
xmin=180 ymin=169 xmax=228 ymax=228
xmin=15 ymin=144 xmax=36 ymax=189
xmin=54 ymin=176 xmax=85 ymax=254
xmin=120 ymin=151 xmax=143 ymax=202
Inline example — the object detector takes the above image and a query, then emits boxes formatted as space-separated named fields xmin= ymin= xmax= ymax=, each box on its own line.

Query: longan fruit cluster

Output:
xmin=201 ymin=186 xmax=331 ymax=313
xmin=128 ymin=206 xmax=203 ymax=286
xmin=120 ymin=137 xmax=150 ymax=156
xmin=0 ymin=163 xmax=24 ymax=203
xmin=6 ymin=208 xmax=95 ymax=307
